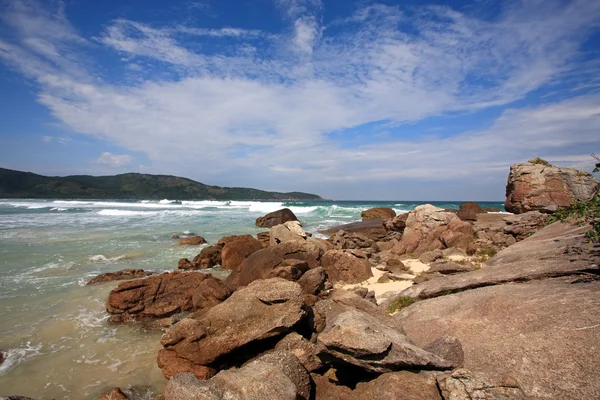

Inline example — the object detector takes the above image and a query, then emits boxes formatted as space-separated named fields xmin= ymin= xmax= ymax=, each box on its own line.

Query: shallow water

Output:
xmin=0 ymin=199 xmax=504 ymax=399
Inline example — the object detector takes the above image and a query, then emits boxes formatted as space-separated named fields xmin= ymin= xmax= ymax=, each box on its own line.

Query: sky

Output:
xmin=1 ymin=0 xmax=599 ymax=200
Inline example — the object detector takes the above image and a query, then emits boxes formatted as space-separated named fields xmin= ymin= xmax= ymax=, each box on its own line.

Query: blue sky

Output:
xmin=1 ymin=0 xmax=599 ymax=200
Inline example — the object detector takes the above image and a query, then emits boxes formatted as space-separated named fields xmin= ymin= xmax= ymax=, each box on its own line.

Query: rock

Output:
xmin=456 ymin=202 xmax=485 ymax=221
xmin=321 ymin=249 xmax=373 ymax=284
xmin=256 ymin=231 xmax=270 ymax=247
xmin=157 ymin=348 xmax=216 ymax=380
xmin=320 ymin=219 xmax=385 ymax=235
xmin=268 ymin=259 xmax=310 ymax=281
xmin=427 ymin=260 xmax=474 ymax=275
xmin=328 ymin=231 xmax=375 ymax=250
xmin=352 ymin=371 xmax=442 ymax=400
xmin=505 ymin=160 xmax=600 ymax=214
xmin=484 ymin=207 xmax=501 ymax=212
xmin=437 ymin=369 xmax=527 ymax=400
xmin=419 ymin=249 xmax=443 ymax=264
xmin=275 ymin=332 xmax=323 ymax=372
xmin=191 ymin=245 xmax=221 ymax=269
xmin=177 ymin=258 xmax=195 ymax=270
xmin=423 ymin=335 xmax=464 ymax=368
xmin=398 ymin=278 xmax=600 ymax=400
xmin=0 ymin=351 xmax=3 ymax=365
xmin=391 ymin=205 xmax=474 ymax=256
xmin=442 ymin=247 xmax=468 ymax=259
xmin=164 ymin=351 xmax=311 ymax=400
xmin=255 ymin=208 xmax=299 ymax=228
xmin=87 ymin=269 xmax=152 ymax=285
xmin=107 ymin=271 xmax=231 ymax=323
xmin=361 ymin=207 xmax=396 ymax=221
xmin=220 ymin=235 xmax=262 ymax=270
xmin=296 ymin=267 xmax=327 ymax=296
xmin=472 ymin=213 xmax=517 ymax=249
xmin=412 ymin=271 xmax=445 ymax=284
xmin=0 ymin=397 xmax=36 ymax=400
xmin=176 ymin=236 xmax=207 ymax=246
xmin=95 ymin=387 xmax=129 ymax=400
xmin=503 ymin=211 xmax=546 ymax=240
xmin=382 ymin=213 xmax=408 ymax=232
xmin=270 ymin=221 xmax=308 ymax=245
xmin=377 ymin=251 xmax=409 ymax=273
xmin=311 ymin=373 xmax=354 ymax=400
xmin=171 ymin=234 xmax=180 ymax=239
xmin=225 ymin=239 xmax=328 ymax=289
xmin=397 ymin=221 xmax=599 ymax=300
xmin=160 ymin=279 xmax=305 ymax=376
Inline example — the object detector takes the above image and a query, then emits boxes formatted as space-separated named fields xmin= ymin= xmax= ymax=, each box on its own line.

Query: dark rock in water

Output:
xmin=164 ymin=351 xmax=311 ymax=400
xmin=436 ymin=369 xmax=527 ymax=400
xmin=177 ymin=258 xmax=195 ymax=270
xmin=107 ymin=271 xmax=231 ymax=323
xmin=175 ymin=236 xmax=207 ymax=246
xmin=423 ymin=335 xmax=464 ymax=368
xmin=87 ymin=269 xmax=152 ymax=285
xmin=352 ymin=371 xmax=442 ymax=400
xmin=95 ymin=387 xmax=129 ymax=400
xmin=505 ymin=161 xmax=600 ymax=214
xmin=398 ymin=277 xmax=600 ymax=400
xmin=320 ymin=249 xmax=372 ymax=284
xmin=0 ymin=351 xmax=3 ymax=365
xmin=457 ymin=202 xmax=485 ymax=221
xmin=274 ymin=332 xmax=323 ymax=372
xmin=171 ymin=234 xmax=180 ymax=239
xmin=255 ymin=208 xmax=299 ymax=228
xmin=159 ymin=279 xmax=305 ymax=377
xmin=361 ymin=207 xmax=396 ymax=221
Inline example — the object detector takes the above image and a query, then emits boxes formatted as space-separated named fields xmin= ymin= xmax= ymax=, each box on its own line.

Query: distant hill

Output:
xmin=0 ymin=168 xmax=323 ymax=201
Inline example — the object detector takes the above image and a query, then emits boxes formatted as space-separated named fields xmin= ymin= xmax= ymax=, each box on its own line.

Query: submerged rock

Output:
xmin=87 ymin=269 xmax=152 ymax=285
xmin=176 ymin=236 xmax=207 ymax=246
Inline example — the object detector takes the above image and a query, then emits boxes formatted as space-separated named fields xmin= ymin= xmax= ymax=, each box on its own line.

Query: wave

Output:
xmin=0 ymin=342 xmax=43 ymax=376
xmin=88 ymin=254 xmax=127 ymax=263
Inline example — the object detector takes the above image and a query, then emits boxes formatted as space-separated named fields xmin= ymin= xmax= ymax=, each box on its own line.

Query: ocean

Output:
xmin=0 ymin=199 xmax=505 ymax=399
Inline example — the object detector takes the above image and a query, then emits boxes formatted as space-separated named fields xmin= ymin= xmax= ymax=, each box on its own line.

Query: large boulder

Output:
xmin=269 ymin=221 xmax=308 ymax=245
xmin=361 ymin=207 xmax=396 ymax=221
xmin=106 ymin=271 xmax=231 ymax=323
xmin=190 ymin=245 xmax=222 ymax=270
xmin=398 ymin=278 xmax=600 ymax=400
xmin=255 ymin=208 xmax=299 ymax=228
xmin=396 ymin=221 xmax=599 ymax=300
xmin=87 ymin=269 xmax=152 ymax=285
xmin=159 ymin=279 xmax=306 ymax=377
xmin=352 ymin=371 xmax=442 ymax=400
xmin=320 ymin=249 xmax=373 ymax=284
xmin=456 ymin=202 xmax=485 ymax=221
xmin=382 ymin=213 xmax=408 ymax=232
xmin=391 ymin=205 xmax=474 ymax=256
xmin=505 ymin=160 xmax=600 ymax=214
xmin=164 ymin=351 xmax=311 ymax=400
xmin=220 ymin=235 xmax=262 ymax=270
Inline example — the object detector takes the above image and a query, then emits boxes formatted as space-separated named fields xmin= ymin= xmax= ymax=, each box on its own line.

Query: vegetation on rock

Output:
xmin=528 ymin=157 xmax=552 ymax=166
xmin=549 ymin=189 xmax=600 ymax=243
xmin=386 ymin=295 xmax=416 ymax=314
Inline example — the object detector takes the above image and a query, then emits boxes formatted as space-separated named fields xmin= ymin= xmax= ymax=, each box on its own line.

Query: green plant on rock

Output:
xmin=529 ymin=157 xmax=552 ymax=166
xmin=387 ymin=296 xmax=416 ymax=314
xmin=549 ymin=190 xmax=600 ymax=244
xmin=592 ymin=153 xmax=600 ymax=173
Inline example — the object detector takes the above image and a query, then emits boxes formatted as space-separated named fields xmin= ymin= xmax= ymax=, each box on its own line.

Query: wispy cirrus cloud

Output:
xmin=95 ymin=152 xmax=133 ymax=167
xmin=0 ymin=0 xmax=599 ymax=199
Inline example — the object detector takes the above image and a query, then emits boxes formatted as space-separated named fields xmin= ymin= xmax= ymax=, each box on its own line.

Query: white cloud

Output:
xmin=1 ymin=0 xmax=599 ymax=198
xmin=95 ymin=152 xmax=133 ymax=167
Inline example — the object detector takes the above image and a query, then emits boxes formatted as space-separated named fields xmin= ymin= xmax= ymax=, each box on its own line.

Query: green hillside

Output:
xmin=0 ymin=168 xmax=323 ymax=200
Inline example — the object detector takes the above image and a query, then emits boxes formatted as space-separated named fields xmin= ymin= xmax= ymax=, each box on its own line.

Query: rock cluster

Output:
xmin=87 ymin=269 xmax=152 ymax=285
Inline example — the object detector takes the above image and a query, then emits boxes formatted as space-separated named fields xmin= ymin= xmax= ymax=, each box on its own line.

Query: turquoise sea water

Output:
xmin=0 ymin=199 xmax=505 ymax=399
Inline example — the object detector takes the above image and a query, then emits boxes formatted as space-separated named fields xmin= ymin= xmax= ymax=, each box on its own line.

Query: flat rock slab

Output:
xmin=87 ymin=269 xmax=152 ymax=285
xmin=397 ymin=278 xmax=600 ymax=400
xmin=398 ymin=222 xmax=599 ymax=299
xmin=320 ymin=219 xmax=385 ymax=235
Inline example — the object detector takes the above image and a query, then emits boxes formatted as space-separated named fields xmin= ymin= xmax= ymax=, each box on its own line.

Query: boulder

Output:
xmin=328 ymin=231 xmax=375 ymax=250
xmin=0 ymin=351 xmax=3 ymax=365
xmin=503 ymin=211 xmax=546 ymax=240
xmin=437 ymin=369 xmax=527 ymax=400
xmin=95 ymin=387 xmax=129 ymax=400
xmin=418 ymin=249 xmax=443 ymax=264
xmin=225 ymin=239 xmax=328 ymax=289
xmin=106 ymin=272 xmax=231 ymax=323
xmin=320 ymin=219 xmax=385 ymax=235
xmin=427 ymin=260 xmax=474 ymax=275
xmin=164 ymin=351 xmax=311 ymax=400
xmin=176 ymin=236 xmax=207 ymax=246
xmin=220 ymin=235 xmax=262 ymax=270
xmin=87 ymin=269 xmax=152 ymax=285
xmin=256 ymin=231 xmax=270 ymax=248
xmin=382 ymin=213 xmax=409 ymax=232
xmin=472 ymin=213 xmax=517 ymax=249
xmin=311 ymin=373 xmax=353 ymax=400
xmin=397 ymin=278 xmax=598 ymax=400
xmin=270 ymin=221 xmax=308 ymax=245
xmin=157 ymin=348 xmax=216 ymax=380
xmin=361 ymin=207 xmax=396 ymax=221
xmin=275 ymin=332 xmax=323 ymax=372
xmin=255 ymin=208 xmax=299 ymax=228
xmin=456 ymin=202 xmax=485 ymax=221
xmin=391 ymin=205 xmax=474 ymax=256
xmin=159 ymin=279 xmax=305 ymax=376
xmin=377 ymin=251 xmax=409 ymax=273
xmin=505 ymin=160 xmax=600 ymax=214
xmin=320 ymin=250 xmax=373 ymax=284
xmin=423 ymin=335 xmax=464 ymax=368
xmin=397 ymin=221 xmax=599 ymax=300
xmin=177 ymin=258 xmax=195 ymax=270
xmin=352 ymin=371 xmax=442 ymax=400
xmin=190 ymin=245 xmax=221 ymax=270
xmin=296 ymin=267 xmax=328 ymax=296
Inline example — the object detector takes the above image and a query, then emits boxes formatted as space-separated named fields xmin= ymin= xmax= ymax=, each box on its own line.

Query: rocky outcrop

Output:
xmin=189 ymin=245 xmax=221 ymax=269
xmin=436 ymin=369 xmax=527 ymax=400
xmin=256 ymin=231 xmax=270 ymax=247
xmin=382 ymin=213 xmax=408 ymax=232
xmin=269 ymin=221 xmax=308 ymax=245
xmin=427 ymin=260 xmax=475 ymax=275
xmin=255 ymin=208 xmax=299 ymax=228
xmin=274 ymin=332 xmax=323 ymax=372
xmin=503 ymin=211 xmax=546 ymax=240
xmin=361 ymin=207 xmax=396 ymax=221
xmin=106 ymin=271 xmax=231 ymax=323
xmin=320 ymin=249 xmax=373 ymax=284
xmin=456 ymin=202 xmax=485 ymax=221
xmin=328 ymin=231 xmax=375 ymax=250
xmin=391 ymin=205 xmax=474 ymax=256
xmin=87 ymin=269 xmax=152 ymax=285
xmin=159 ymin=279 xmax=305 ymax=377
xmin=164 ymin=351 xmax=311 ymax=400
xmin=220 ymin=235 xmax=262 ymax=270
xmin=396 ymin=221 xmax=599 ymax=300
xmin=398 ymin=278 xmax=600 ymax=400
xmin=352 ymin=371 xmax=441 ymax=400
xmin=505 ymin=160 xmax=600 ymax=214
xmin=472 ymin=213 xmax=517 ymax=249
xmin=176 ymin=236 xmax=207 ymax=246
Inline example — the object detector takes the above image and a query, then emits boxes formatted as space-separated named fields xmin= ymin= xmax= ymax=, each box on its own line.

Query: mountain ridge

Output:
xmin=0 ymin=168 xmax=323 ymax=200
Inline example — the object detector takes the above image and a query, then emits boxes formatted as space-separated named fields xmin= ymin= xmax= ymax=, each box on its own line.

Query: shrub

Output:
xmin=549 ymin=190 xmax=600 ymax=244
xmin=387 ymin=296 xmax=416 ymax=314
xmin=528 ymin=157 xmax=551 ymax=166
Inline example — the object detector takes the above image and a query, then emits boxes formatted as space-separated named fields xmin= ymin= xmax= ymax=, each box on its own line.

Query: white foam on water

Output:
xmin=0 ymin=342 xmax=44 ymax=376
xmin=488 ymin=211 xmax=512 ymax=214
xmin=88 ymin=254 xmax=126 ymax=263
xmin=97 ymin=209 xmax=159 ymax=216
